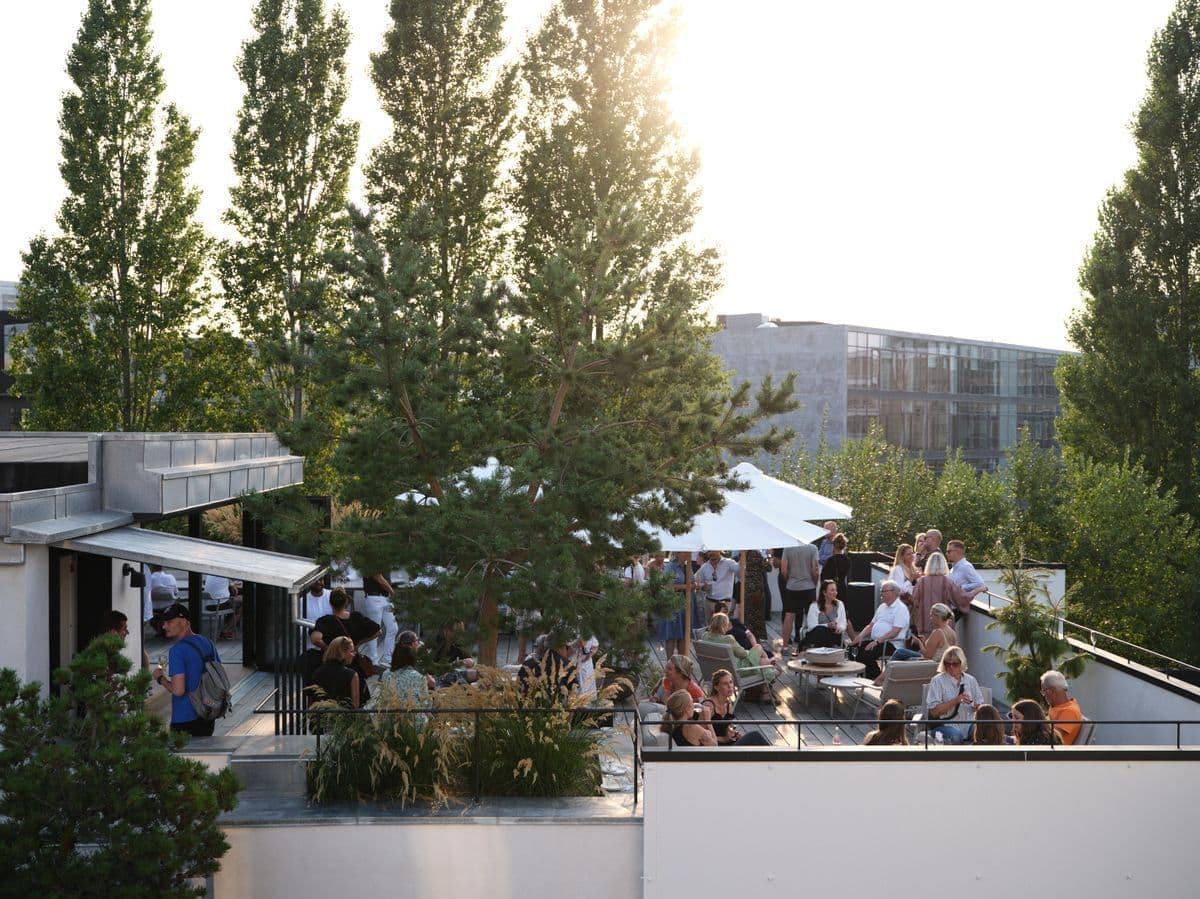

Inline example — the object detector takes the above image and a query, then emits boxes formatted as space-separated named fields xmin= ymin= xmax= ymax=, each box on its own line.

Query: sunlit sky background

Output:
xmin=0 ymin=1 xmax=1183 ymax=350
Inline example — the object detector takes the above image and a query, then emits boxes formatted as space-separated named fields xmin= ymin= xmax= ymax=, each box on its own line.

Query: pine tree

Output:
xmin=13 ymin=0 xmax=208 ymax=431
xmin=315 ymin=0 xmax=796 ymax=665
xmin=0 ymin=635 xmax=239 ymax=897
xmin=1057 ymin=0 xmax=1200 ymax=520
xmin=221 ymin=0 xmax=358 ymax=488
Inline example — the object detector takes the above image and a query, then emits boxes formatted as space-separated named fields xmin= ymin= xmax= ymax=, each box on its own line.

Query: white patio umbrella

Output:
xmin=730 ymin=462 xmax=853 ymax=521
xmin=640 ymin=498 xmax=825 ymax=653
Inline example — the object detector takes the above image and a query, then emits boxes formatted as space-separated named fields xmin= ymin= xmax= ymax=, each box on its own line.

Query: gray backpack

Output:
xmin=181 ymin=637 xmax=232 ymax=721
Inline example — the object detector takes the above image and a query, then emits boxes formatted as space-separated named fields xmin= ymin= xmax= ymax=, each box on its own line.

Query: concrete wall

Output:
xmin=214 ymin=819 xmax=643 ymax=899
xmin=644 ymin=755 xmax=1199 ymax=898
xmin=0 ymin=543 xmax=48 ymax=690
xmin=710 ymin=316 xmax=847 ymax=462
xmin=960 ymin=605 xmax=1200 ymax=746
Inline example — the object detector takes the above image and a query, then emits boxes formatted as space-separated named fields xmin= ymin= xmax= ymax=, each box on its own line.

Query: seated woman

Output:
xmin=700 ymin=669 xmax=771 ymax=746
xmin=924 ymin=646 xmax=983 ymax=744
xmin=660 ymin=689 xmax=717 ymax=748
xmin=376 ymin=638 xmax=431 ymax=712
xmin=863 ymin=698 xmax=908 ymax=746
xmin=800 ymin=579 xmax=848 ymax=649
xmin=700 ymin=613 xmax=778 ymax=683
xmin=651 ymin=654 xmax=706 ymax=705
xmin=973 ymin=703 xmax=1012 ymax=745
xmin=307 ymin=636 xmax=361 ymax=709
xmin=890 ymin=602 xmax=957 ymax=666
xmin=1010 ymin=699 xmax=1060 ymax=746
xmin=713 ymin=601 xmax=775 ymax=658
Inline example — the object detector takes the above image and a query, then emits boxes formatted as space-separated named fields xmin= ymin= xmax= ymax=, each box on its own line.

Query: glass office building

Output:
xmin=711 ymin=315 xmax=1065 ymax=473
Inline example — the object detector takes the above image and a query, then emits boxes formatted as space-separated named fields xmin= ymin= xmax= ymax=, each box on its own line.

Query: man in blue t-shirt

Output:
xmin=153 ymin=603 xmax=220 ymax=737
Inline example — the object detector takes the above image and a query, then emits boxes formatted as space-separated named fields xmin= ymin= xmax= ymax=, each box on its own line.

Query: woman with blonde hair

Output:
xmin=701 ymin=669 xmax=771 ymax=746
xmin=308 ymin=635 xmax=361 ymax=708
xmin=700 ymin=612 xmax=777 ymax=683
xmin=910 ymin=551 xmax=970 ymax=637
xmin=924 ymin=646 xmax=982 ymax=744
xmin=891 ymin=602 xmax=957 ymax=664
xmin=661 ymin=689 xmax=717 ymax=747
xmin=889 ymin=543 xmax=920 ymax=599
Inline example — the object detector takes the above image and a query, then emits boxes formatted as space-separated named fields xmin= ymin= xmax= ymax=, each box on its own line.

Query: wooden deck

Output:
xmin=200 ymin=611 xmax=881 ymax=746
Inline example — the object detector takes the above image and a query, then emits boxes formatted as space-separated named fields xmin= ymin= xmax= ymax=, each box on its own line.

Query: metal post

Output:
xmin=473 ymin=709 xmax=481 ymax=803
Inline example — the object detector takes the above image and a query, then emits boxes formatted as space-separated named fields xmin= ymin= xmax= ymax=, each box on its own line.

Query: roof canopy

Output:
xmin=57 ymin=526 xmax=324 ymax=592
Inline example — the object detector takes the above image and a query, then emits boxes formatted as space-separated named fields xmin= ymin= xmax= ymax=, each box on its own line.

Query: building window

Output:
xmin=3 ymin=323 xmax=29 ymax=371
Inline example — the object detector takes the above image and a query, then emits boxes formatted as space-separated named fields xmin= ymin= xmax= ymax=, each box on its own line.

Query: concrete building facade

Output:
xmin=711 ymin=313 xmax=1065 ymax=471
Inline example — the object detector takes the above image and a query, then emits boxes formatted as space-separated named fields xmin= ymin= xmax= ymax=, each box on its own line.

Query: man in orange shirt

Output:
xmin=1041 ymin=670 xmax=1083 ymax=745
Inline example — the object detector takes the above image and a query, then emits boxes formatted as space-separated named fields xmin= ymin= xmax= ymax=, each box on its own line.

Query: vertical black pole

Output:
xmin=473 ymin=710 xmax=481 ymax=803
xmin=187 ymin=511 xmax=202 ymax=632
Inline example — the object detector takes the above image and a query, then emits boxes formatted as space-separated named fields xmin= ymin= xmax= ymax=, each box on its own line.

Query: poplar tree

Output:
xmin=1057 ymin=0 xmax=1200 ymax=520
xmin=14 ymin=0 xmax=207 ymax=431
xmin=221 ymin=0 xmax=358 ymax=485
xmin=319 ymin=0 xmax=796 ymax=664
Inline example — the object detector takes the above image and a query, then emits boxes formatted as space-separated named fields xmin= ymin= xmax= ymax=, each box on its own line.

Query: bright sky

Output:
xmin=0 ymin=1 xmax=1181 ymax=350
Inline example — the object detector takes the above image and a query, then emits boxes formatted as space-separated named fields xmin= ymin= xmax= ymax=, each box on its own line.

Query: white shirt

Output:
xmin=868 ymin=599 xmax=910 ymax=650
xmin=698 ymin=557 xmax=739 ymax=600
xmin=806 ymin=599 xmax=847 ymax=633
xmin=305 ymin=589 xmax=333 ymax=621
xmin=888 ymin=565 xmax=915 ymax=597
xmin=927 ymin=671 xmax=983 ymax=722
xmin=622 ymin=562 xmax=646 ymax=584
xmin=949 ymin=557 xmax=985 ymax=594
xmin=204 ymin=574 xmax=232 ymax=601
xmin=143 ymin=569 xmax=178 ymax=621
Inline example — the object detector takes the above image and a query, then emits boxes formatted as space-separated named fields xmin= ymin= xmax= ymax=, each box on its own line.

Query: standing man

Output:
xmin=203 ymin=573 xmax=242 ymax=640
xmin=780 ymin=539 xmax=820 ymax=655
xmin=697 ymin=550 xmax=740 ymax=622
xmin=360 ymin=572 xmax=396 ymax=670
xmin=917 ymin=529 xmax=942 ymax=571
xmin=817 ymin=520 xmax=838 ymax=567
xmin=103 ymin=609 xmax=150 ymax=671
xmin=851 ymin=581 xmax=910 ymax=679
xmin=945 ymin=540 xmax=988 ymax=601
xmin=153 ymin=603 xmax=220 ymax=737
xmin=304 ymin=580 xmax=333 ymax=621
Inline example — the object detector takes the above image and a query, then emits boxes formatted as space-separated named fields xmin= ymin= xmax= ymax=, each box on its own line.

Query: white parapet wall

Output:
xmin=214 ymin=818 xmax=643 ymax=898
xmin=644 ymin=753 xmax=1200 ymax=898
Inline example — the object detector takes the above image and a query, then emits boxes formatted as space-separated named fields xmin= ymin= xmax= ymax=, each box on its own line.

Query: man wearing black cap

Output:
xmin=153 ymin=603 xmax=220 ymax=737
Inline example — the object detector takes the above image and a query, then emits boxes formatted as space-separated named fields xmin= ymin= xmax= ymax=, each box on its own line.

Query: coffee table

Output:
xmin=786 ymin=658 xmax=867 ymax=716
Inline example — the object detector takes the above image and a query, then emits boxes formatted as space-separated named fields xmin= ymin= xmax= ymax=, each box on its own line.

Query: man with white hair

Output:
xmin=851 ymin=580 xmax=910 ymax=679
xmin=1040 ymin=670 xmax=1083 ymax=745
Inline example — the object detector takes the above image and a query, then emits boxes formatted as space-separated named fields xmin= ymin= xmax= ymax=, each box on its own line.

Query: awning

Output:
xmin=56 ymin=525 xmax=325 ymax=592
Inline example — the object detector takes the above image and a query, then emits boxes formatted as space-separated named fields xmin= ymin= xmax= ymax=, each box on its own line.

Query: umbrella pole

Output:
xmin=738 ymin=550 xmax=747 ymax=622
xmin=683 ymin=561 xmax=693 ymax=656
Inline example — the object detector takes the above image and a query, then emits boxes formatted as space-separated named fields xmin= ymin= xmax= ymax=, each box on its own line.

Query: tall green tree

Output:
xmin=0 ymin=635 xmax=239 ymax=897
xmin=221 ymin=0 xmax=358 ymax=488
xmin=928 ymin=450 xmax=1009 ymax=558
xmin=1057 ymin=0 xmax=1200 ymax=520
xmin=1000 ymin=427 xmax=1065 ymax=562
xmin=316 ymin=0 xmax=796 ymax=665
xmin=1060 ymin=451 xmax=1200 ymax=664
xmin=13 ymin=0 xmax=207 ymax=431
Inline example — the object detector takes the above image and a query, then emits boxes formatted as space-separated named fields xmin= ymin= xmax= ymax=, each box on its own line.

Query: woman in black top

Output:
xmin=819 ymin=533 xmax=851 ymax=600
xmin=309 ymin=636 xmax=361 ymax=708
xmin=700 ymin=669 xmax=770 ymax=746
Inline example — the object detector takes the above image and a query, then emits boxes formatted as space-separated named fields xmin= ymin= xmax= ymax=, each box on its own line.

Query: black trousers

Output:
xmin=171 ymin=717 xmax=215 ymax=737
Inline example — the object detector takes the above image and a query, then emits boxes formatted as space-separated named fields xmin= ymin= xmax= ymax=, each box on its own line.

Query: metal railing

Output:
xmin=977 ymin=589 xmax=1200 ymax=680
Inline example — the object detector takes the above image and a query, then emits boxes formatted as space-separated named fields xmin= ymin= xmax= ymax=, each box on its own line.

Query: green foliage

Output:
xmin=1057 ymin=0 xmax=1200 ymax=522
xmin=13 ymin=0 xmax=208 ymax=431
xmin=1000 ymin=427 xmax=1065 ymax=562
xmin=777 ymin=421 xmax=933 ymax=551
xmin=1059 ymin=451 xmax=1200 ymax=663
xmin=983 ymin=544 xmax=1088 ymax=704
xmin=306 ymin=668 xmax=608 ymax=802
xmin=0 ymin=635 xmax=239 ymax=897
xmin=221 ymin=0 xmax=358 ymax=492
xmin=312 ymin=0 xmax=797 ymax=660
xmin=929 ymin=450 xmax=1009 ymax=556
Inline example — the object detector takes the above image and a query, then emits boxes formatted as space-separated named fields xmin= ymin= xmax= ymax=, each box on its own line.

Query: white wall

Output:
xmin=214 ymin=819 xmax=643 ymax=899
xmin=644 ymin=756 xmax=1199 ymax=898
xmin=0 ymin=544 xmax=48 ymax=692
xmin=960 ymin=607 xmax=1200 ymax=746
xmin=112 ymin=555 xmax=144 ymax=670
